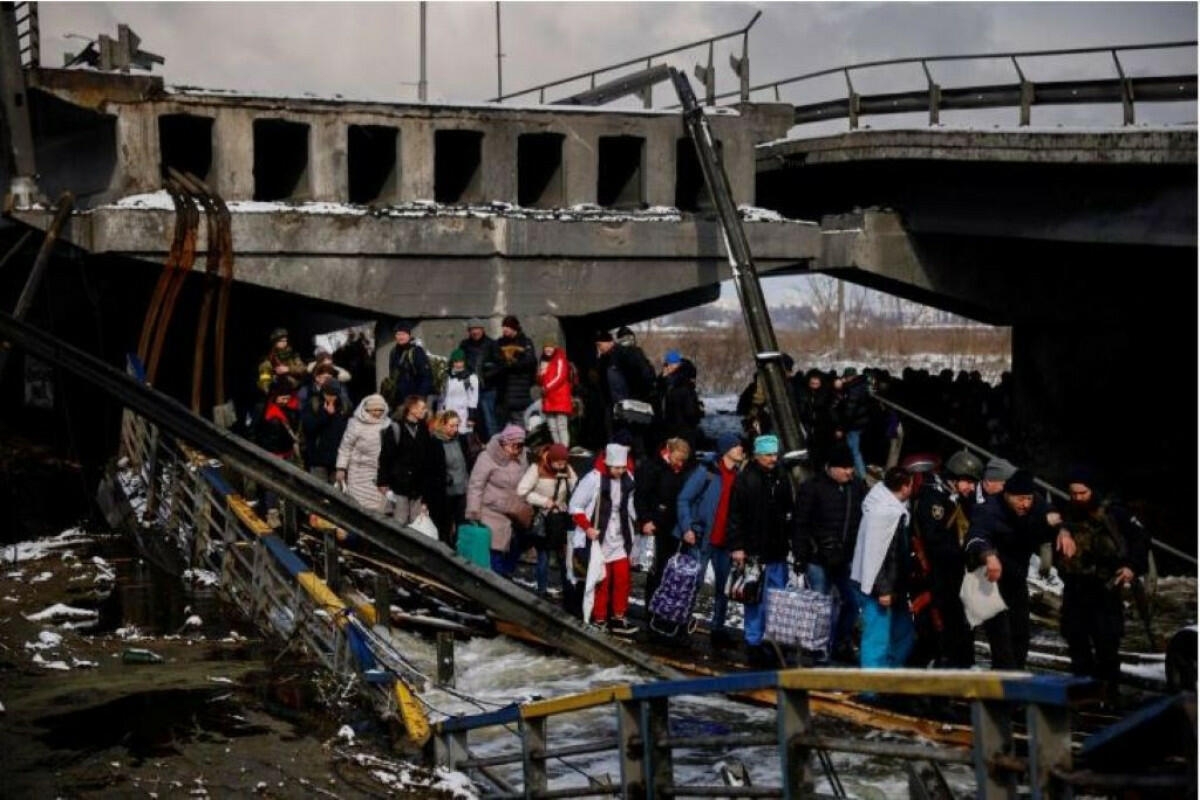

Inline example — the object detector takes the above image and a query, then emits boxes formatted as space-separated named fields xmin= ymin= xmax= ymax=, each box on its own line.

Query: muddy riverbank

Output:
xmin=0 ymin=528 xmax=474 ymax=798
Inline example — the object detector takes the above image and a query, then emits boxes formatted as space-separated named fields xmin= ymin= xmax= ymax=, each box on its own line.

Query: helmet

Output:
xmin=945 ymin=449 xmax=984 ymax=481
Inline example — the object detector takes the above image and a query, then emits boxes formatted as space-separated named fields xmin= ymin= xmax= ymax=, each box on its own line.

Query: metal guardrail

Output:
xmin=491 ymin=11 xmax=761 ymax=107
xmin=675 ymin=40 xmax=1198 ymax=128
xmin=115 ymin=401 xmax=434 ymax=743
xmin=428 ymin=667 xmax=1109 ymax=799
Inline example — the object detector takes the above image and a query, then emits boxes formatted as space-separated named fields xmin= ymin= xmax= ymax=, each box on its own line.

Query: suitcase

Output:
xmin=456 ymin=522 xmax=491 ymax=569
xmin=765 ymin=578 xmax=833 ymax=652
xmin=648 ymin=550 xmax=701 ymax=636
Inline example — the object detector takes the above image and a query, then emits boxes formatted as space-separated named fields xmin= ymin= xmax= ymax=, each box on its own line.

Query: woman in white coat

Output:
xmin=335 ymin=394 xmax=390 ymax=512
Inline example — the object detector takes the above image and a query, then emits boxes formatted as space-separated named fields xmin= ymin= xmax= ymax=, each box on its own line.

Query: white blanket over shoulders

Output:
xmin=849 ymin=482 xmax=910 ymax=595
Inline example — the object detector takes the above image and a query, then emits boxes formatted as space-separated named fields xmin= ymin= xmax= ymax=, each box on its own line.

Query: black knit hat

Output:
xmin=501 ymin=315 xmax=521 ymax=331
xmin=827 ymin=442 xmax=855 ymax=469
xmin=1004 ymin=469 xmax=1036 ymax=495
xmin=269 ymin=327 xmax=289 ymax=343
xmin=392 ymin=320 xmax=413 ymax=334
xmin=594 ymin=329 xmax=614 ymax=343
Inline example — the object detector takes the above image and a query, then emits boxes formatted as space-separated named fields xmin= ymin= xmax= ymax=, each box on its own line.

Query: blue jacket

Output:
xmin=676 ymin=456 xmax=731 ymax=547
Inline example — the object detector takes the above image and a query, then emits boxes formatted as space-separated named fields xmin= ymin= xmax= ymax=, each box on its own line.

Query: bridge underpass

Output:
xmin=756 ymin=127 xmax=1197 ymax=559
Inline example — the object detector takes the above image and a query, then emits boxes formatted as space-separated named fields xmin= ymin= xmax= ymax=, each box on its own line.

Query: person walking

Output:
xmin=676 ymin=432 xmax=744 ymax=650
xmin=726 ymin=434 xmax=797 ymax=668
xmin=793 ymin=441 xmax=868 ymax=664
xmin=850 ymin=468 xmax=916 ymax=669
xmin=335 ymin=394 xmax=391 ymax=512
xmin=466 ymin=424 xmax=531 ymax=575
xmin=377 ymin=395 xmax=434 ymax=526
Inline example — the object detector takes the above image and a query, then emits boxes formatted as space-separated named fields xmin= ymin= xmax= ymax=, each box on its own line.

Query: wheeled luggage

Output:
xmin=647 ymin=549 xmax=701 ymax=636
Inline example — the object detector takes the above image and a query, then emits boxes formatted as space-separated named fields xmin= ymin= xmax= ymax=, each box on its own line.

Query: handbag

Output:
xmin=505 ymin=498 xmax=535 ymax=529
xmin=959 ymin=566 xmax=1008 ymax=628
xmin=766 ymin=574 xmax=833 ymax=651
xmin=726 ymin=559 xmax=763 ymax=605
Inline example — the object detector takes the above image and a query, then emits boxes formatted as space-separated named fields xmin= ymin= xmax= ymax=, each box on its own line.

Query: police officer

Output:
xmin=1058 ymin=466 xmax=1149 ymax=693
xmin=965 ymin=470 xmax=1077 ymax=669
xmin=913 ymin=449 xmax=983 ymax=667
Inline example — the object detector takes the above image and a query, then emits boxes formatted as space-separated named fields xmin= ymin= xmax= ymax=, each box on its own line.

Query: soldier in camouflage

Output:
xmin=1058 ymin=466 xmax=1150 ymax=692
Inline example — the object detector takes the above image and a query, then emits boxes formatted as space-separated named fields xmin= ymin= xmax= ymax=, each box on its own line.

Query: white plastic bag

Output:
xmin=959 ymin=566 xmax=1008 ymax=628
xmin=410 ymin=512 xmax=439 ymax=540
xmin=632 ymin=533 xmax=656 ymax=572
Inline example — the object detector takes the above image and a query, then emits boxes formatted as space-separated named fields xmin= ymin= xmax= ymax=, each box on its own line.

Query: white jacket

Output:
xmin=441 ymin=373 xmax=479 ymax=431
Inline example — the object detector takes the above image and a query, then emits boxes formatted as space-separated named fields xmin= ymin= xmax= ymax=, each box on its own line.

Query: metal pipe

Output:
xmin=792 ymin=735 xmax=972 ymax=764
xmin=539 ymin=739 xmax=618 ymax=761
xmin=494 ymin=1 xmax=502 ymax=100
xmin=655 ymin=733 xmax=777 ymax=749
xmin=418 ymin=1 xmax=427 ymax=102
xmin=660 ymin=787 xmax=782 ymax=798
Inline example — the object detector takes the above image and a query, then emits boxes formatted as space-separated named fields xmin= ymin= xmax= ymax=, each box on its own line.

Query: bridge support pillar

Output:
xmin=778 ymin=687 xmax=814 ymax=799
xmin=971 ymin=700 xmax=1017 ymax=800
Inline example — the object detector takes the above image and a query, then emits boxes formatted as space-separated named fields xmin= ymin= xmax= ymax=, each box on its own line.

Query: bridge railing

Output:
xmin=428 ymin=667 xmax=1113 ymax=799
xmin=490 ymin=11 xmax=761 ymax=107
xmin=115 ymin=402 xmax=435 ymax=742
xmin=677 ymin=40 xmax=1198 ymax=128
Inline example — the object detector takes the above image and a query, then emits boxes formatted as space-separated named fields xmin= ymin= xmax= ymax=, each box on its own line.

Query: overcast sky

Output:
xmin=43 ymin=2 xmax=1197 ymax=118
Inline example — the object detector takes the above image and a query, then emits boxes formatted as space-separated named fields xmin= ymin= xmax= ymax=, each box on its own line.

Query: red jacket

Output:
xmin=539 ymin=348 xmax=573 ymax=414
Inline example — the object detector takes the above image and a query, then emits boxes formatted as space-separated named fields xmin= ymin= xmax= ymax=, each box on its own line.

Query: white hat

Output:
xmin=605 ymin=443 xmax=629 ymax=466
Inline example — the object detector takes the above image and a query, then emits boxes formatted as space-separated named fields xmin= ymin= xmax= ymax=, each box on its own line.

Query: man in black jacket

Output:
xmin=832 ymin=368 xmax=872 ymax=479
xmin=658 ymin=351 xmax=703 ymax=451
xmin=491 ymin=316 xmax=537 ymax=426
xmin=459 ymin=319 xmax=500 ymax=439
xmin=793 ymin=441 xmax=868 ymax=663
xmin=300 ymin=379 xmax=350 ymax=484
xmin=964 ymin=470 xmax=1076 ymax=669
xmin=726 ymin=434 xmax=796 ymax=667
xmin=635 ymin=437 xmax=695 ymax=609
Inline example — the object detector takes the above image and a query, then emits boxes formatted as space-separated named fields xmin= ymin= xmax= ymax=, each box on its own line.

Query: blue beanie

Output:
xmin=717 ymin=432 xmax=742 ymax=455
xmin=753 ymin=435 xmax=780 ymax=456
xmin=664 ymin=349 xmax=682 ymax=365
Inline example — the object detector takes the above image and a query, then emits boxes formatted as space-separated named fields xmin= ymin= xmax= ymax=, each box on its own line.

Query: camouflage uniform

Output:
xmin=1058 ymin=500 xmax=1146 ymax=685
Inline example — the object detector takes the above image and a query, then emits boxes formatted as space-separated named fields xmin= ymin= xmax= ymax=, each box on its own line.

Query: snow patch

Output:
xmin=182 ymin=568 xmax=219 ymax=587
xmin=25 ymin=603 xmax=100 ymax=622
xmin=1 ymin=529 xmax=94 ymax=563
xmin=29 ymin=571 xmax=53 ymax=584
xmin=24 ymin=630 xmax=63 ymax=650
xmin=31 ymin=653 xmax=70 ymax=670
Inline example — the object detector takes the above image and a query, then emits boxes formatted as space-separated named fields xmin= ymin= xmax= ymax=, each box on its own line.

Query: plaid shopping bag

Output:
xmin=766 ymin=578 xmax=833 ymax=651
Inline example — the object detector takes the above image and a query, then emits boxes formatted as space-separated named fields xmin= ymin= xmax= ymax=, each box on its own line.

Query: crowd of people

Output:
xmin=244 ymin=322 xmax=1150 ymax=695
